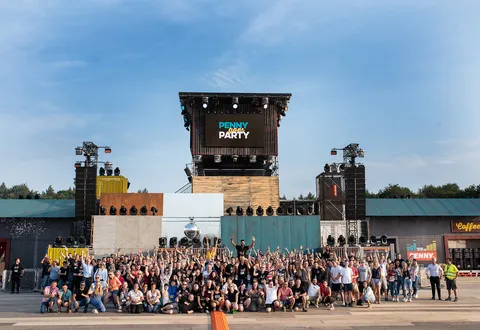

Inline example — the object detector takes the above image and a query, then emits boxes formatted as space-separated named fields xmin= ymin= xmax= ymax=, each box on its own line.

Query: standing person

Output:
xmin=40 ymin=255 xmax=51 ymax=293
xmin=230 ymin=234 xmax=255 ymax=258
xmin=9 ymin=258 xmax=24 ymax=294
xmin=425 ymin=257 xmax=443 ymax=300
xmin=409 ymin=259 xmax=420 ymax=299
xmin=329 ymin=260 xmax=343 ymax=306
xmin=402 ymin=261 xmax=413 ymax=302
xmin=341 ymin=262 xmax=354 ymax=307
xmin=444 ymin=258 xmax=459 ymax=302
xmin=356 ymin=260 xmax=371 ymax=306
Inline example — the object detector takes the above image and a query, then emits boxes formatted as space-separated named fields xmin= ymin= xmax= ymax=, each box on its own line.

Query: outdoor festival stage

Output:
xmin=0 ymin=278 xmax=479 ymax=330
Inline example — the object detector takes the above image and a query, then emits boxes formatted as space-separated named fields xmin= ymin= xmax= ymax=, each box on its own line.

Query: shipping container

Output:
xmin=96 ymin=176 xmax=129 ymax=199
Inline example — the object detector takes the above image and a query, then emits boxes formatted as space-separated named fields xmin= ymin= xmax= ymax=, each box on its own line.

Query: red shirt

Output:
xmin=351 ymin=267 xmax=359 ymax=284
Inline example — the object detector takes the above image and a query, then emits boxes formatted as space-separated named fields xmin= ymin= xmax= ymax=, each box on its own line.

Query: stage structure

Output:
xmin=316 ymin=143 xmax=367 ymax=244
xmin=178 ymin=92 xmax=291 ymax=215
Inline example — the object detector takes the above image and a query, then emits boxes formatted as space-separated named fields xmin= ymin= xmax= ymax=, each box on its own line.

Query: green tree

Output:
xmin=0 ymin=183 xmax=74 ymax=199
xmin=280 ymin=195 xmax=287 ymax=200
xmin=41 ymin=185 xmax=57 ymax=199
xmin=297 ymin=192 xmax=316 ymax=200
xmin=56 ymin=188 xmax=75 ymax=199
xmin=376 ymin=184 xmax=415 ymax=198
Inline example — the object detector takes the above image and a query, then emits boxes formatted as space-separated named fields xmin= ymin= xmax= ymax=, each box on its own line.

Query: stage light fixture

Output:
xmin=226 ymin=207 xmax=233 ymax=216
xmin=75 ymin=147 xmax=83 ymax=155
xmin=232 ymin=155 xmax=239 ymax=162
xmin=339 ymin=164 xmax=345 ymax=171
xmin=55 ymin=236 xmax=63 ymax=246
xmin=203 ymin=237 xmax=212 ymax=247
xmin=114 ymin=167 xmax=120 ymax=176
xmin=140 ymin=206 xmax=148 ymax=216
xmin=359 ymin=236 xmax=367 ymax=246
xmin=75 ymin=162 xmax=82 ymax=168
xmin=380 ymin=235 xmax=388 ymax=246
xmin=232 ymin=96 xmax=239 ymax=109
xmin=78 ymin=236 xmax=87 ymax=246
xmin=109 ymin=206 xmax=117 ymax=215
xmin=324 ymin=163 xmax=330 ymax=172
xmin=169 ymin=237 xmax=178 ymax=248
xmin=202 ymin=96 xmax=209 ymax=109
xmin=338 ymin=235 xmax=346 ymax=247
xmin=256 ymin=206 xmax=264 ymax=216
xmin=159 ymin=237 xmax=167 ymax=248
xmin=249 ymin=155 xmax=257 ymax=163
xmin=214 ymin=155 xmax=222 ymax=163
xmin=326 ymin=235 xmax=335 ymax=246
xmin=276 ymin=207 xmax=284 ymax=215
xmin=246 ymin=206 xmax=254 ymax=216
xmin=150 ymin=206 xmax=158 ymax=215
xmin=184 ymin=167 xmax=192 ymax=177
xmin=307 ymin=206 xmax=314 ymax=215
xmin=286 ymin=206 xmax=294 ymax=215
xmin=261 ymin=97 xmax=269 ymax=109
xmin=180 ymin=237 xmax=190 ymax=247
xmin=99 ymin=206 xmax=106 ymax=215
xmin=348 ymin=235 xmax=356 ymax=245
xmin=119 ymin=206 xmax=127 ymax=215
xmin=130 ymin=206 xmax=138 ymax=215
xmin=370 ymin=235 xmax=377 ymax=245
xmin=266 ymin=206 xmax=274 ymax=216
xmin=252 ymin=98 xmax=260 ymax=107
xmin=104 ymin=147 xmax=111 ymax=154
xmin=358 ymin=149 xmax=365 ymax=157
xmin=67 ymin=236 xmax=75 ymax=245
xmin=330 ymin=149 xmax=337 ymax=156
xmin=194 ymin=155 xmax=202 ymax=162
xmin=192 ymin=237 xmax=201 ymax=248
xmin=297 ymin=207 xmax=305 ymax=215
xmin=105 ymin=161 xmax=113 ymax=176
xmin=99 ymin=167 xmax=105 ymax=176
xmin=236 ymin=206 xmax=243 ymax=216
xmin=214 ymin=237 xmax=222 ymax=246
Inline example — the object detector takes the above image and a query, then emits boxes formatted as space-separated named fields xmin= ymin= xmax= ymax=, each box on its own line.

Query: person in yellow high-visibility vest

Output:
xmin=443 ymin=258 xmax=458 ymax=302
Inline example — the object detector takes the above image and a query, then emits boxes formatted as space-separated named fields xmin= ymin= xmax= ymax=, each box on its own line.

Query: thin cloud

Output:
xmin=50 ymin=60 xmax=88 ymax=69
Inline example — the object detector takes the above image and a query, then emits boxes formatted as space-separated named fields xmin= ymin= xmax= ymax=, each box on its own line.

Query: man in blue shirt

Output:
xmin=57 ymin=283 xmax=73 ymax=313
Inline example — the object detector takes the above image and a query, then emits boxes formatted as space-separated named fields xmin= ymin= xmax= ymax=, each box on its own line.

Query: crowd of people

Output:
xmin=35 ymin=236 xmax=460 ymax=314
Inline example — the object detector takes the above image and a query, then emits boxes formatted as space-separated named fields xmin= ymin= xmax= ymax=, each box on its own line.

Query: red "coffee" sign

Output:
xmin=407 ymin=251 xmax=437 ymax=261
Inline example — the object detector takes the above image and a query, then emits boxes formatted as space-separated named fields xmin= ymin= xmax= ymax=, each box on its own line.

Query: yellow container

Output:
xmin=96 ymin=176 xmax=128 ymax=199
xmin=47 ymin=247 xmax=89 ymax=264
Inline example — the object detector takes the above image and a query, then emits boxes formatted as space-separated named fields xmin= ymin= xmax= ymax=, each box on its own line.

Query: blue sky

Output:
xmin=1 ymin=0 xmax=479 ymax=198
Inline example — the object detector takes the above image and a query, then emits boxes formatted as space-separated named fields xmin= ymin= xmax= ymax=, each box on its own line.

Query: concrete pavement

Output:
xmin=0 ymin=278 xmax=479 ymax=330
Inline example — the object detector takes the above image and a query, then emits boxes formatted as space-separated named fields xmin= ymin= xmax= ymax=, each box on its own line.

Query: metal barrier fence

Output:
xmin=2 ymin=269 xmax=42 ymax=292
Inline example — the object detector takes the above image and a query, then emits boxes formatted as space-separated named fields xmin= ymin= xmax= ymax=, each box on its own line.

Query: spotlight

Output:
xmin=252 ymin=98 xmax=260 ymax=107
xmin=339 ymin=164 xmax=345 ymax=171
xmin=214 ymin=237 xmax=222 ymax=246
xmin=261 ymin=97 xmax=269 ymax=109
xmin=380 ymin=235 xmax=388 ymax=246
xmin=75 ymin=147 xmax=83 ymax=155
xmin=226 ymin=207 xmax=233 ymax=216
xmin=256 ymin=206 xmax=264 ymax=216
xmin=326 ymin=235 xmax=335 ymax=246
xmin=75 ymin=162 xmax=82 ymax=168
xmin=338 ymin=235 xmax=346 ymax=247
xmin=78 ymin=236 xmax=86 ymax=246
xmin=194 ymin=155 xmax=202 ymax=162
xmin=296 ymin=207 xmax=305 ymax=215
xmin=203 ymin=237 xmax=212 ymax=247
xmin=109 ymin=206 xmax=117 ymax=215
xmin=246 ymin=206 xmax=254 ymax=216
xmin=114 ymin=167 xmax=120 ymax=176
xmin=324 ymin=163 xmax=330 ymax=172
xmin=214 ymin=155 xmax=222 ymax=163
xmin=266 ymin=206 xmax=274 ymax=216
xmin=140 ymin=206 xmax=148 ymax=216
xmin=232 ymin=155 xmax=239 ymax=162
xmin=307 ymin=206 xmax=314 ymax=215
xmin=67 ymin=236 xmax=74 ymax=245
xmin=99 ymin=167 xmax=105 ymax=176
xmin=370 ymin=235 xmax=377 ymax=245
xmin=184 ymin=167 xmax=192 ymax=177
xmin=159 ymin=237 xmax=167 ymax=248
xmin=348 ymin=235 xmax=356 ymax=245
xmin=249 ymin=155 xmax=257 ymax=163
xmin=169 ymin=237 xmax=178 ymax=248
xmin=180 ymin=237 xmax=190 ymax=247
xmin=119 ymin=206 xmax=127 ymax=215
xmin=276 ymin=207 xmax=284 ymax=215
xmin=330 ymin=149 xmax=337 ymax=156
xmin=286 ymin=206 xmax=294 ymax=215
xmin=232 ymin=96 xmax=239 ymax=109
xmin=104 ymin=147 xmax=111 ymax=154
xmin=192 ymin=237 xmax=201 ymax=248
xmin=236 ymin=206 xmax=243 ymax=216
xmin=202 ymin=96 xmax=209 ymax=109
xmin=150 ymin=206 xmax=158 ymax=215
xmin=130 ymin=206 xmax=138 ymax=215
xmin=358 ymin=148 xmax=365 ymax=157
xmin=105 ymin=161 xmax=113 ymax=176
xmin=99 ymin=206 xmax=106 ymax=215
xmin=359 ymin=236 xmax=367 ymax=246
xmin=55 ymin=236 xmax=63 ymax=246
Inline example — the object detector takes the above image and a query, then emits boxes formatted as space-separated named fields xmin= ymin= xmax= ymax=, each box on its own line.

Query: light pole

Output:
xmin=330 ymin=143 xmax=365 ymax=166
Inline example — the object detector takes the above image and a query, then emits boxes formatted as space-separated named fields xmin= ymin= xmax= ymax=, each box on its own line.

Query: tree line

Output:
xmin=0 ymin=183 xmax=74 ymax=199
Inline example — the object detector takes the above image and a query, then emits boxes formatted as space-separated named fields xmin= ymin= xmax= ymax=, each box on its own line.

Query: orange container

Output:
xmin=330 ymin=184 xmax=337 ymax=197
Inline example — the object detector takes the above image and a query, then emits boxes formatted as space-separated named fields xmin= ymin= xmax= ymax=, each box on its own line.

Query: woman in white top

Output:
xmin=94 ymin=262 xmax=108 ymax=283
xmin=146 ymin=283 xmax=162 ymax=313
xmin=409 ymin=259 xmax=420 ymax=299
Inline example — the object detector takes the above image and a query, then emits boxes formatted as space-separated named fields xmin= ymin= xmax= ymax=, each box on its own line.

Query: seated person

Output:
xmin=320 ymin=280 xmax=335 ymax=311
xmin=179 ymin=294 xmax=199 ymax=314
xmin=72 ymin=281 xmax=90 ymax=313
xmin=127 ymin=283 xmax=144 ymax=314
xmin=40 ymin=281 xmax=59 ymax=314
xmin=278 ymin=282 xmax=295 ymax=311
xmin=57 ymin=283 xmax=73 ymax=313
xmin=88 ymin=275 xmax=107 ymax=313
xmin=361 ymin=281 xmax=376 ymax=308
xmin=306 ymin=278 xmax=321 ymax=307
xmin=291 ymin=279 xmax=307 ymax=312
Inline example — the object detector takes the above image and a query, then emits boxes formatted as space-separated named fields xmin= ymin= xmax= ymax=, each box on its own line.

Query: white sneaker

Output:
xmin=415 ymin=294 xmax=418 ymax=299
xmin=92 ymin=309 xmax=98 ymax=314
xmin=408 ymin=298 xmax=412 ymax=302
xmin=403 ymin=298 xmax=407 ymax=303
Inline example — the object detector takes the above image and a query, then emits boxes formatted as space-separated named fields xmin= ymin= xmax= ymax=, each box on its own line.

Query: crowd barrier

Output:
xmin=458 ymin=270 xmax=480 ymax=277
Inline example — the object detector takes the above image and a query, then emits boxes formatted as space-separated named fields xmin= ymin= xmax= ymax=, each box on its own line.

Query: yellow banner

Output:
xmin=47 ymin=247 xmax=89 ymax=264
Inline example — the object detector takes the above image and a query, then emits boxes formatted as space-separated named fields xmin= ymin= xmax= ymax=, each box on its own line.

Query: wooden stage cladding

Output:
xmin=192 ymin=176 xmax=279 ymax=215
xmin=99 ymin=193 xmax=164 ymax=216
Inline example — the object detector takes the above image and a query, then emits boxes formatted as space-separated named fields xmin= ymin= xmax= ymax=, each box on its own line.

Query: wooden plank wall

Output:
xmin=99 ymin=193 xmax=164 ymax=216
xmin=192 ymin=176 xmax=279 ymax=215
